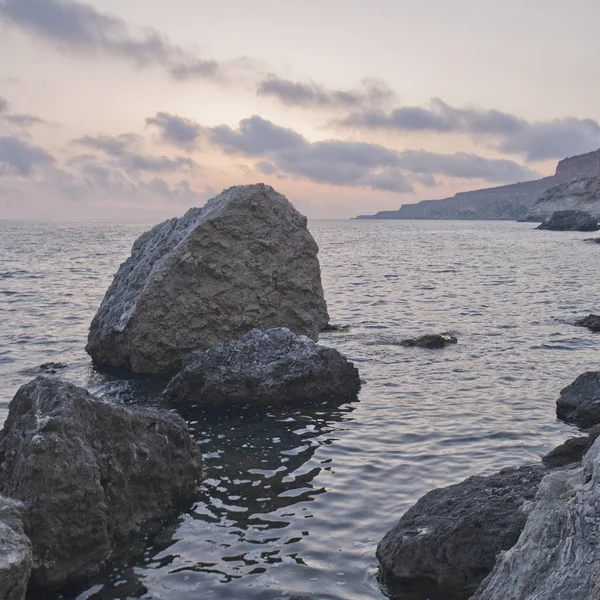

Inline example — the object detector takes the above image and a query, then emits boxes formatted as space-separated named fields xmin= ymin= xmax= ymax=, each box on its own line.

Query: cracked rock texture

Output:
xmin=0 ymin=377 xmax=202 ymax=587
xmin=556 ymin=371 xmax=600 ymax=428
xmin=86 ymin=184 xmax=329 ymax=373
xmin=0 ymin=497 xmax=32 ymax=600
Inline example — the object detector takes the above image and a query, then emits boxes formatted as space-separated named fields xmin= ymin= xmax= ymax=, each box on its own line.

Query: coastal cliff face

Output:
xmin=526 ymin=177 xmax=600 ymax=221
xmin=357 ymin=147 xmax=600 ymax=221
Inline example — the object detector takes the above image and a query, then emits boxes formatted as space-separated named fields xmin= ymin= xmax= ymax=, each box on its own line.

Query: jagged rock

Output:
xmin=400 ymin=334 xmax=458 ymax=349
xmin=0 ymin=497 xmax=32 ymax=600
xmin=536 ymin=209 xmax=598 ymax=231
xmin=376 ymin=465 xmax=545 ymax=600
xmin=471 ymin=439 xmax=600 ymax=600
xmin=86 ymin=184 xmax=329 ymax=373
xmin=528 ymin=176 xmax=600 ymax=222
xmin=542 ymin=425 xmax=600 ymax=468
xmin=0 ymin=377 xmax=202 ymax=587
xmin=556 ymin=372 xmax=600 ymax=428
xmin=576 ymin=314 xmax=600 ymax=333
xmin=164 ymin=328 xmax=360 ymax=408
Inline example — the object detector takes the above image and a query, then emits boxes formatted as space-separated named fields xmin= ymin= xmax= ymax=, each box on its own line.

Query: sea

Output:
xmin=1 ymin=218 xmax=598 ymax=600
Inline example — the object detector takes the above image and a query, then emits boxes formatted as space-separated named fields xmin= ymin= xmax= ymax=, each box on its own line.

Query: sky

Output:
xmin=1 ymin=0 xmax=600 ymax=219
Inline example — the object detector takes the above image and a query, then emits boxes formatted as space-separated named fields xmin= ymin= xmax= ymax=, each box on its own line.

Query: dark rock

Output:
xmin=0 ymin=497 xmax=32 ymax=600
xmin=321 ymin=323 xmax=350 ymax=333
xmin=584 ymin=238 xmax=600 ymax=244
xmin=556 ymin=371 xmax=600 ymax=428
xmin=542 ymin=425 xmax=600 ymax=468
xmin=0 ymin=377 xmax=202 ymax=588
xmin=400 ymin=334 xmax=458 ymax=349
xmin=575 ymin=314 xmax=600 ymax=333
xmin=164 ymin=328 xmax=360 ymax=409
xmin=376 ymin=465 xmax=545 ymax=600
xmin=38 ymin=362 xmax=67 ymax=374
xmin=536 ymin=210 xmax=598 ymax=231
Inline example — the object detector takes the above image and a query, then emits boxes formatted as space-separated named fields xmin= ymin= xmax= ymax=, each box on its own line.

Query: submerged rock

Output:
xmin=400 ymin=334 xmax=458 ymax=349
xmin=376 ymin=465 xmax=545 ymax=600
xmin=0 ymin=377 xmax=202 ymax=587
xmin=584 ymin=238 xmax=600 ymax=244
xmin=164 ymin=328 xmax=360 ymax=409
xmin=536 ymin=210 xmax=598 ymax=231
xmin=471 ymin=439 xmax=600 ymax=600
xmin=556 ymin=371 xmax=600 ymax=428
xmin=86 ymin=184 xmax=329 ymax=373
xmin=0 ymin=497 xmax=32 ymax=600
xmin=576 ymin=314 xmax=600 ymax=333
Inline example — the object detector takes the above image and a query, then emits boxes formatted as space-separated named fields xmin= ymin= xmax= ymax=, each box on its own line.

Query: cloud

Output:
xmin=257 ymin=76 xmax=395 ymax=110
xmin=0 ymin=136 xmax=54 ymax=175
xmin=208 ymin=115 xmax=537 ymax=191
xmin=0 ymin=0 xmax=220 ymax=81
xmin=146 ymin=112 xmax=202 ymax=149
xmin=338 ymin=98 xmax=600 ymax=161
xmin=73 ymin=133 xmax=195 ymax=173
xmin=0 ymin=97 xmax=8 ymax=113
xmin=5 ymin=114 xmax=47 ymax=127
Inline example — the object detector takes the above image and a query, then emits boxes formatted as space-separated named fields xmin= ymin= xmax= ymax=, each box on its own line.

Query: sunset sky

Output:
xmin=1 ymin=0 xmax=600 ymax=219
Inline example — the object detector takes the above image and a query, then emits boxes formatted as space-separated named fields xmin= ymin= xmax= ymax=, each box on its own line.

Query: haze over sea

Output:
xmin=1 ymin=218 xmax=598 ymax=600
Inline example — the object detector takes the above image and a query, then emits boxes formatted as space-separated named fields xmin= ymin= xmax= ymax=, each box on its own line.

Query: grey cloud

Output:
xmin=257 ymin=76 xmax=395 ymax=110
xmin=0 ymin=0 xmax=220 ymax=81
xmin=0 ymin=136 xmax=53 ymax=175
xmin=5 ymin=114 xmax=47 ymax=127
xmin=146 ymin=112 xmax=202 ymax=149
xmin=74 ymin=133 xmax=194 ymax=173
xmin=0 ymin=97 xmax=8 ymax=113
xmin=339 ymin=98 xmax=600 ymax=161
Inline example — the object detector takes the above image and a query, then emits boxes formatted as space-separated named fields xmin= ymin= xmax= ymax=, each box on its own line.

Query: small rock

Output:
xmin=401 ymin=334 xmax=458 ymax=349
xmin=377 ymin=465 xmax=545 ymax=600
xmin=556 ymin=371 xmax=600 ymax=428
xmin=321 ymin=323 xmax=350 ymax=333
xmin=164 ymin=328 xmax=360 ymax=409
xmin=0 ymin=497 xmax=32 ymax=600
xmin=536 ymin=210 xmax=598 ymax=231
xmin=575 ymin=314 xmax=600 ymax=333
xmin=0 ymin=377 xmax=202 ymax=588
xmin=542 ymin=436 xmax=590 ymax=468
xmin=38 ymin=362 xmax=67 ymax=374
xmin=584 ymin=238 xmax=600 ymax=244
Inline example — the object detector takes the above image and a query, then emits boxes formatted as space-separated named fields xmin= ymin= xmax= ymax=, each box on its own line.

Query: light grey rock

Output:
xmin=0 ymin=497 xmax=32 ymax=600
xmin=164 ymin=328 xmax=360 ymax=408
xmin=471 ymin=438 xmax=600 ymax=600
xmin=0 ymin=377 xmax=202 ymax=588
xmin=536 ymin=209 xmax=598 ymax=231
xmin=556 ymin=372 xmax=600 ymax=428
xmin=86 ymin=184 xmax=329 ymax=373
xmin=528 ymin=176 xmax=600 ymax=222
xmin=377 ymin=465 xmax=545 ymax=600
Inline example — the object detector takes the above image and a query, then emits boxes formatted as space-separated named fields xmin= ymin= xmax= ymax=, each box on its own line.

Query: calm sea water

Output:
xmin=1 ymin=218 xmax=599 ymax=600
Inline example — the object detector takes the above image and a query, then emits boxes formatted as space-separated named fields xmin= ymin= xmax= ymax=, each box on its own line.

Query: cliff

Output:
xmin=527 ymin=176 xmax=600 ymax=221
xmin=356 ymin=147 xmax=600 ymax=221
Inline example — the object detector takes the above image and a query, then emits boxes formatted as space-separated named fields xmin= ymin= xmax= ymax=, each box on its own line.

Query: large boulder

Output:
xmin=471 ymin=439 xmax=600 ymax=600
xmin=0 ymin=497 xmax=32 ymax=600
xmin=86 ymin=184 xmax=329 ymax=373
xmin=536 ymin=209 xmax=598 ymax=231
xmin=556 ymin=372 xmax=600 ymax=428
xmin=164 ymin=328 xmax=360 ymax=409
xmin=0 ymin=377 xmax=202 ymax=587
xmin=376 ymin=465 xmax=545 ymax=600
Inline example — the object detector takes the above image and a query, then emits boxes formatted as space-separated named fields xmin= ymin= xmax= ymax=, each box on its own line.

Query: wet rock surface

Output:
xmin=556 ymin=371 xmax=600 ymax=428
xmin=576 ymin=314 xmax=600 ymax=333
xmin=0 ymin=497 xmax=32 ymax=600
xmin=376 ymin=465 xmax=545 ymax=600
xmin=0 ymin=377 xmax=202 ymax=588
xmin=400 ymin=334 xmax=458 ymax=349
xmin=86 ymin=184 xmax=329 ymax=373
xmin=536 ymin=210 xmax=598 ymax=231
xmin=164 ymin=328 xmax=361 ymax=409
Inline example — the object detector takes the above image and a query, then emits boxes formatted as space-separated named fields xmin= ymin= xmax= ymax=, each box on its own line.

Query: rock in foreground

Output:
xmin=86 ymin=184 xmax=329 ymax=373
xmin=377 ymin=465 xmax=545 ymax=600
xmin=0 ymin=497 xmax=32 ymax=600
xmin=472 ymin=439 xmax=600 ymax=600
xmin=556 ymin=371 xmax=600 ymax=428
xmin=400 ymin=334 xmax=458 ymax=349
xmin=575 ymin=314 xmax=600 ymax=333
xmin=164 ymin=328 xmax=360 ymax=408
xmin=536 ymin=210 xmax=598 ymax=231
xmin=0 ymin=377 xmax=202 ymax=587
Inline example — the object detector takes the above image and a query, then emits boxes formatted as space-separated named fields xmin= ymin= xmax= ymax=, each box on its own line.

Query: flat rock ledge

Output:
xmin=536 ymin=210 xmax=598 ymax=231
xmin=556 ymin=371 xmax=600 ymax=428
xmin=376 ymin=465 xmax=545 ymax=600
xmin=164 ymin=328 xmax=361 ymax=409
xmin=400 ymin=334 xmax=458 ymax=349
xmin=0 ymin=377 xmax=202 ymax=588
xmin=472 ymin=438 xmax=600 ymax=600
xmin=0 ymin=497 xmax=32 ymax=600
xmin=576 ymin=314 xmax=600 ymax=333
xmin=86 ymin=183 xmax=329 ymax=373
